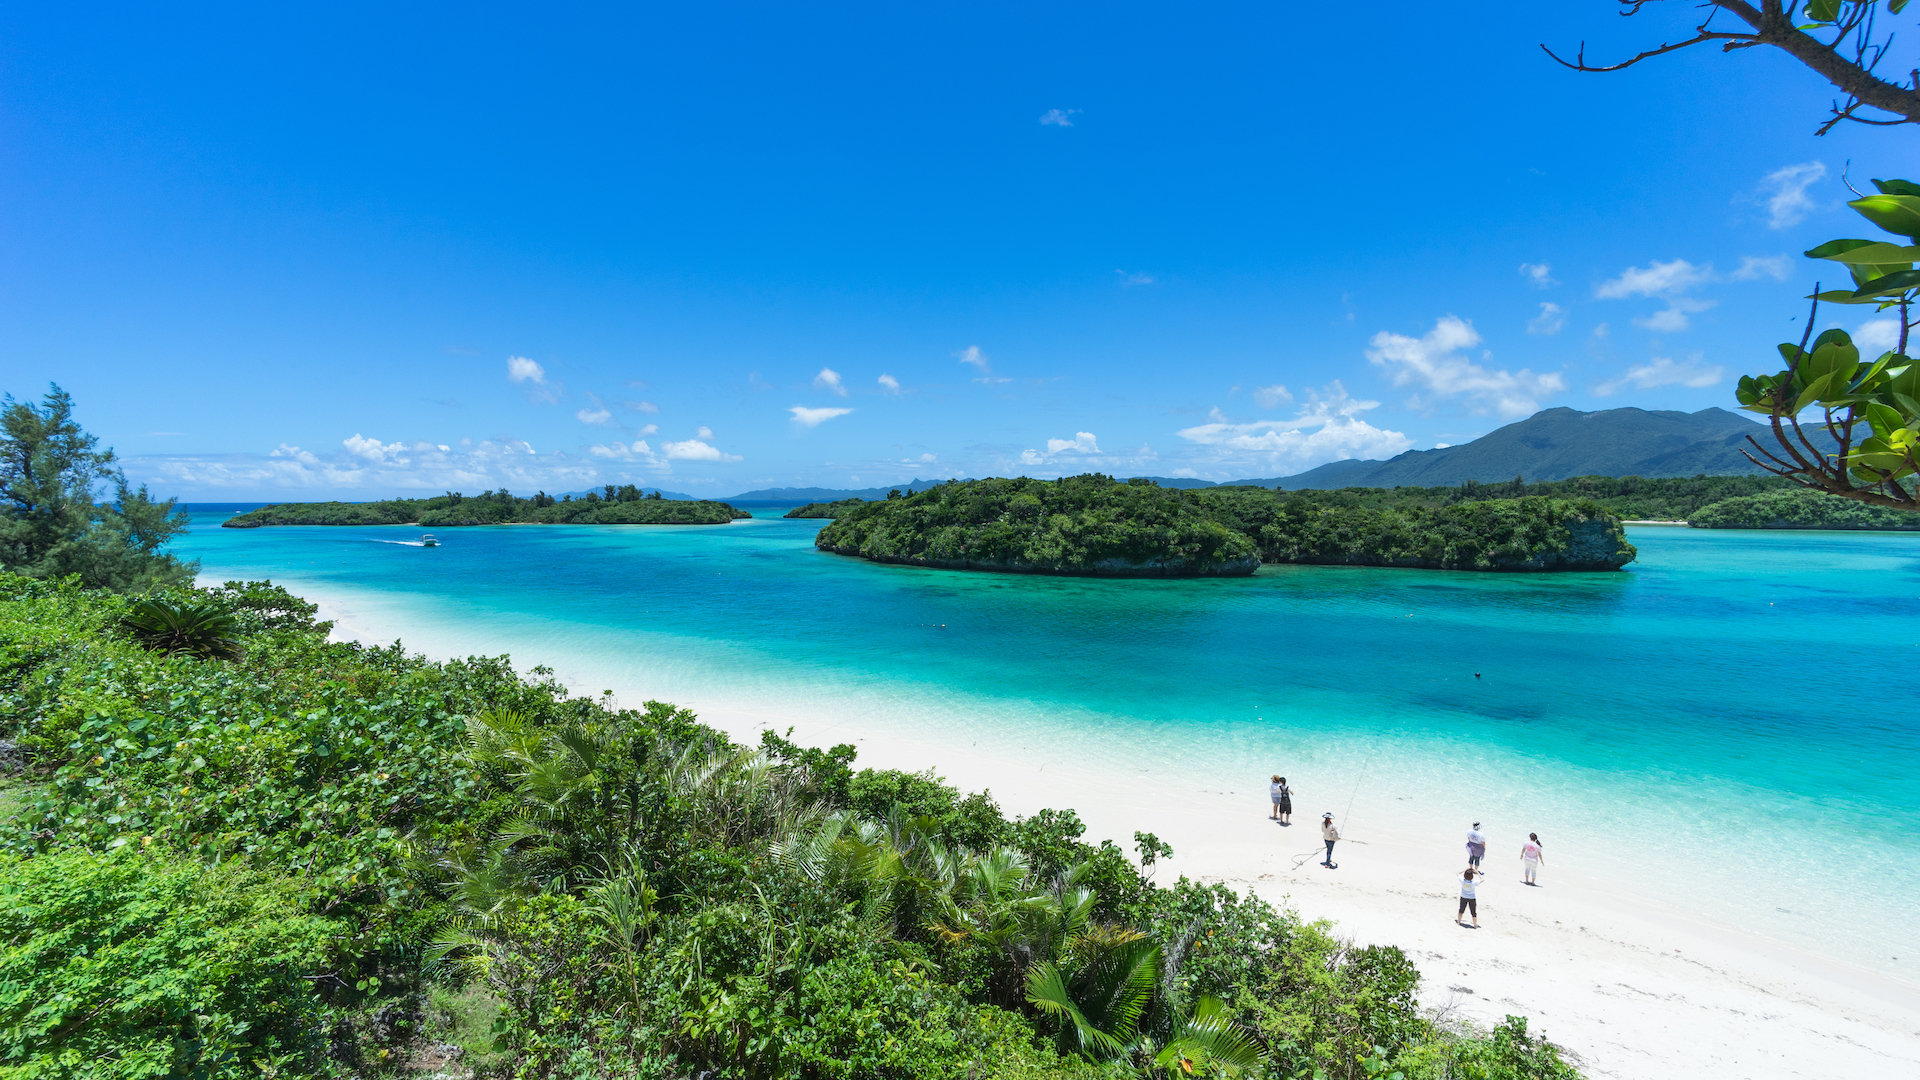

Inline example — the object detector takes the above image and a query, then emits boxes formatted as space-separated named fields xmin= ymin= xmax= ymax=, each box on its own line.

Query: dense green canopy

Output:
xmin=225 ymin=487 xmax=749 ymax=528
xmin=816 ymin=476 xmax=1636 ymax=575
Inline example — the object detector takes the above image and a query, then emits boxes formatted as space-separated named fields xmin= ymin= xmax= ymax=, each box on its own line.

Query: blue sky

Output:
xmin=4 ymin=2 xmax=1917 ymax=498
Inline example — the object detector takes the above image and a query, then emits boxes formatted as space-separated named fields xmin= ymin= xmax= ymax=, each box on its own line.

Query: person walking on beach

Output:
xmin=1520 ymin=832 xmax=1544 ymax=885
xmin=1270 ymin=775 xmax=1292 ymax=824
xmin=1465 ymin=822 xmax=1487 ymax=868
xmin=1456 ymin=866 xmax=1482 ymax=928
xmin=1320 ymin=812 xmax=1339 ymax=868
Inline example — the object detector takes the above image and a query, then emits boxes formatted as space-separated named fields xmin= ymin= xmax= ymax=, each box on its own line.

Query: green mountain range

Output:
xmin=1255 ymin=407 xmax=1831 ymax=489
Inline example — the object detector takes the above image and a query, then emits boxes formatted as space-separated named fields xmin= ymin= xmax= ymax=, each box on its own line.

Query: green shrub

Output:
xmin=0 ymin=849 xmax=341 ymax=1079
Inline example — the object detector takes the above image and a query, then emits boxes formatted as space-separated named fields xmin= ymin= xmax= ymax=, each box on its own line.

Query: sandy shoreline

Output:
xmin=294 ymin=585 xmax=1920 ymax=1079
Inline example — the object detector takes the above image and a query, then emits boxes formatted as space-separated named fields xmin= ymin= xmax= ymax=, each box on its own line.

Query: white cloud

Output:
xmin=638 ymin=423 xmax=659 ymax=436
xmin=576 ymin=407 xmax=613 ymax=425
xmin=342 ymin=434 xmax=410 ymax=463
xmin=1038 ymin=108 xmax=1080 ymax=126
xmin=506 ymin=355 xmax=560 ymax=403
xmin=620 ymin=399 xmax=660 ymax=414
xmin=1527 ymin=302 xmax=1568 ymax=335
xmin=1019 ymin=431 xmax=1100 ymax=465
xmin=1596 ymin=259 xmax=1712 ymax=299
xmin=789 ymin=405 xmax=854 ymax=427
xmin=1631 ymin=297 xmax=1716 ymax=332
xmin=1597 ymin=260 xmax=1718 ymax=334
xmin=1116 ymin=269 xmax=1156 ymax=286
xmin=1760 ymin=161 xmax=1826 ymax=229
xmin=814 ymin=367 xmax=848 ymax=397
xmin=1732 ymin=255 xmax=1792 ymax=281
xmin=956 ymin=345 xmax=990 ymax=371
xmin=588 ymin=440 xmax=661 ymax=463
xmin=919 ymin=452 xmax=936 ymax=462
xmin=662 ymin=439 xmax=741 ymax=462
xmin=1365 ymin=316 xmax=1566 ymax=418
xmin=1519 ymin=263 xmax=1557 ymax=288
xmin=878 ymin=373 xmax=901 ymax=393
xmin=697 ymin=426 xmax=714 ymax=440
xmin=1253 ymin=384 xmax=1292 ymax=409
xmin=1176 ymin=382 xmax=1413 ymax=470
xmin=1856 ymin=317 xmax=1903 ymax=353
xmin=1594 ymin=354 xmax=1726 ymax=395
xmin=129 ymin=435 xmax=633 ymax=498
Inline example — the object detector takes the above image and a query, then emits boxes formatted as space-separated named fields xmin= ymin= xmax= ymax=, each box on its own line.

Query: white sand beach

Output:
xmin=305 ymin=590 xmax=1920 ymax=1080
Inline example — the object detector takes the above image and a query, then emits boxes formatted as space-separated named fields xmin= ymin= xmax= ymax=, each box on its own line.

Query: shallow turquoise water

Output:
xmin=173 ymin=511 xmax=1920 ymax=974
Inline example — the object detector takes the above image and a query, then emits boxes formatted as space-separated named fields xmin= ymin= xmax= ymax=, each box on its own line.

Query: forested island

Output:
xmin=223 ymin=486 xmax=750 ymax=528
xmin=813 ymin=475 xmax=1636 ymax=575
xmin=0 ymin=573 xmax=1582 ymax=1079
xmin=1686 ymin=487 xmax=1920 ymax=530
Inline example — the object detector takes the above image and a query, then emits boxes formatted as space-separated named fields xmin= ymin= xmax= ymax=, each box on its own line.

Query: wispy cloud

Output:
xmin=506 ymin=355 xmax=561 ymax=403
xmin=1594 ymin=354 xmax=1725 ymax=395
xmin=132 ymin=435 xmax=634 ymax=497
xmin=1253 ymin=384 xmax=1291 ymax=409
xmin=1527 ymin=302 xmax=1567 ymax=335
xmin=1731 ymin=255 xmax=1792 ymax=281
xmin=1038 ymin=108 xmax=1080 ymax=127
xmin=877 ymin=373 xmax=901 ymax=394
xmin=789 ymin=405 xmax=854 ymax=428
xmin=1759 ymin=161 xmax=1826 ymax=229
xmin=1176 ymin=383 xmax=1412 ymax=471
xmin=814 ymin=367 xmax=848 ymax=397
xmin=619 ymin=398 xmax=660 ymax=414
xmin=1019 ymin=431 xmax=1100 ymax=464
xmin=1115 ymin=269 xmax=1156 ymax=286
xmin=1595 ymin=259 xmax=1711 ymax=299
xmin=1519 ymin=262 xmax=1557 ymax=288
xmin=1365 ymin=316 xmax=1565 ymax=418
xmin=661 ymin=438 xmax=741 ymax=461
xmin=1855 ymin=317 xmax=1902 ymax=353
xmin=956 ymin=345 xmax=990 ymax=371
xmin=1596 ymin=259 xmax=1716 ymax=333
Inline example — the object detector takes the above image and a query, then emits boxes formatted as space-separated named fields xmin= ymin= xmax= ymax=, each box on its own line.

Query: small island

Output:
xmin=224 ymin=486 xmax=750 ymax=528
xmin=783 ymin=497 xmax=868 ymax=519
xmin=814 ymin=475 xmax=1637 ymax=575
xmin=1686 ymin=487 xmax=1920 ymax=530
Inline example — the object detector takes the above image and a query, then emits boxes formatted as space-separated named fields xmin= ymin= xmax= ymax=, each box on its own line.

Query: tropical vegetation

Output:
xmin=0 ymin=385 xmax=196 ymax=592
xmin=0 ymin=571 xmax=1584 ymax=1079
xmin=815 ymin=476 xmax=1636 ymax=575
xmin=225 ymin=487 xmax=750 ymax=528
xmin=1686 ymin=486 xmax=1920 ymax=529
xmin=783 ymin=498 xmax=868 ymax=519
xmin=1734 ymin=176 xmax=1920 ymax=513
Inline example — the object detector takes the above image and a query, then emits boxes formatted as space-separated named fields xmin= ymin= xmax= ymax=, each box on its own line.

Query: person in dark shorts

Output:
xmin=1320 ymin=812 xmax=1339 ymax=867
xmin=1456 ymin=866 xmax=1481 ymax=928
xmin=1269 ymin=775 xmax=1292 ymax=824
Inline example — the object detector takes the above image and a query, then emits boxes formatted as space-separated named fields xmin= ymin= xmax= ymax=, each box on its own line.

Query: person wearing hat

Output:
xmin=1320 ymin=812 xmax=1340 ymax=867
xmin=1269 ymin=775 xmax=1292 ymax=824
xmin=1465 ymin=822 xmax=1487 ymax=868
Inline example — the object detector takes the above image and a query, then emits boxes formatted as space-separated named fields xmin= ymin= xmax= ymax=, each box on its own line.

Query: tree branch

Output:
xmin=1550 ymin=0 xmax=1920 ymax=131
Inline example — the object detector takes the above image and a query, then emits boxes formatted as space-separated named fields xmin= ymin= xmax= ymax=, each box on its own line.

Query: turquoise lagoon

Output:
xmin=173 ymin=510 xmax=1920 ymax=978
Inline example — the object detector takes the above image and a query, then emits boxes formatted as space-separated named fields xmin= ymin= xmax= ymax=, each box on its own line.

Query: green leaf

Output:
xmin=1808 ymin=0 xmax=1840 ymax=20
xmin=1814 ymin=289 xmax=1877 ymax=304
xmin=1871 ymin=177 xmax=1920 ymax=195
xmin=1817 ymin=241 xmax=1920 ymax=265
xmin=1794 ymin=372 xmax=1837 ymax=414
xmin=1848 ymin=194 xmax=1920 ymax=241
xmin=1851 ymin=268 xmax=1920 ymax=299
xmin=1806 ymin=238 xmax=1894 ymax=261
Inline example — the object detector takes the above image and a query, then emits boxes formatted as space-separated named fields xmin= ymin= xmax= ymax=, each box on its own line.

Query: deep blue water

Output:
xmin=173 ymin=511 xmax=1920 ymax=973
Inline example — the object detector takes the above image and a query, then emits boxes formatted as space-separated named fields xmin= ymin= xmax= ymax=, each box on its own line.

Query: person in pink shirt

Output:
xmin=1520 ymin=832 xmax=1544 ymax=886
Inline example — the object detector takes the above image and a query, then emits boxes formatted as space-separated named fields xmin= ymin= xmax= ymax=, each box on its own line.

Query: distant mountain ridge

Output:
xmin=1265 ymin=406 xmax=1822 ymax=489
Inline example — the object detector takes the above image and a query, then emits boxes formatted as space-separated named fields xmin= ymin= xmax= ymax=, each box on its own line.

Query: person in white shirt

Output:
xmin=1520 ymin=832 xmax=1544 ymax=885
xmin=1456 ymin=866 xmax=1482 ymax=928
xmin=1320 ymin=813 xmax=1340 ymax=868
xmin=1465 ymin=823 xmax=1487 ymax=868
xmin=1269 ymin=775 xmax=1292 ymax=824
